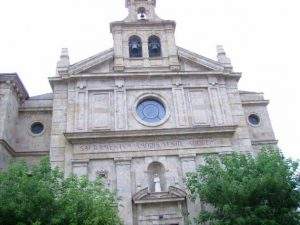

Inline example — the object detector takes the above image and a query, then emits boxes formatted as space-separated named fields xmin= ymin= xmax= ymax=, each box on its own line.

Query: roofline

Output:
xmin=0 ymin=73 xmax=29 ymax=100
xmin=110 ymin=20 xmax=176 ymax=33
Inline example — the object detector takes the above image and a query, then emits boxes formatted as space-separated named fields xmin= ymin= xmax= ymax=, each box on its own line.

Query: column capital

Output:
xmin=114 ymin=157 xmax=132 ymax=165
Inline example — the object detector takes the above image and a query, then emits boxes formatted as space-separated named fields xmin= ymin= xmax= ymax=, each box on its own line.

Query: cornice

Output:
xmin=0 ymin=73 xmax=29 ymax=101
xmin=19 ymin=107 xmax=53 ymax=112
xmin=133 ymin=186 xmax=186 ymax=204
xmin=64 ymin=125 xmax=238 ymax=144
xmin=251 ymin=139 xmax=278 ymax=146
xmin=49 ymin=71 xmax=241 ymax=85
xmin=178 ymin=47 xmax=224 ymax=71
xmin=0 ymin=139 xmax=49 ymax=157
xmin=110 ymin=20 xmax=176 ymax=32
xmin=241 ymin=100 xmax=270 ymax=106
xmin=68 ymin=48 xmax=114 ymax=75
xmin=0 ymin=139 xmax=15 ymax=156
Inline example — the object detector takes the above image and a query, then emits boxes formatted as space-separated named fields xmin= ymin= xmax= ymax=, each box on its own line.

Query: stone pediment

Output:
xmin=133 ymin=186 xmax=187 ymax=204
xmin=66 ymin=46 xmax=225 ymax=75
xmin=178 ymin=47 xmax=224 ymax=72
xmin=68 ymin=48 xmax=114 ymax=75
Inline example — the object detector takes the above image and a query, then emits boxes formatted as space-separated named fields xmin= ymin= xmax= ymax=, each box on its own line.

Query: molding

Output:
xmin=49 ymin=71 xmax=241 ymax=86
xmin=114 ymin=157 xmax=132 ymax=165
xmin=14 ymin=151 xmax=49 ymax=157
xmin=178 ymin=47 xmax=224 ymax=71
xmin=242 ymin=100 xmax=270 ymax=106
xmin=64 ymin=125 xmax=238 ymax=144
xmin=68 ymin=48 xmax=114 ymax=75
xmin=132 ymin=92 xmax=171 ymax=127
xmin=0 ymin=139 xmax=49 ymax=157
xmin=19 ymin=107 xmax=53 ymax=112
xmin=110 ymin=20 xmax=176 ymax=32
xmin=133 ymin=186 xmax=186 ymax=204
xmin=0 ymin=139 xmax=15 ymax=156
xmin=0 ymin=73 xmax=29 ymax=101
xmin=251 ymin=139 xmax=278 ymax=146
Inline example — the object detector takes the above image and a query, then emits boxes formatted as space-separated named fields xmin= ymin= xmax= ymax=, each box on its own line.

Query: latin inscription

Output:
xmin=75 ymin=138 xmax=227 ymax=154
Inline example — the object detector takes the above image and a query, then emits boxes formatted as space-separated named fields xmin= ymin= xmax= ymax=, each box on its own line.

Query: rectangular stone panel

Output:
xmin=75 ymin=92 xmax=86 ymax=130
xmin=115 ymin=90 xmax=126 ymax=130
xmin=89 ymin=92 xmax=111 ymax=130
xmin=209 ymin=88 xmax=224 ymax=125
xmin=173 ymin=87 xmax=188 ymax=127
xmin=188 ymin=89 xmax=210 ymax=126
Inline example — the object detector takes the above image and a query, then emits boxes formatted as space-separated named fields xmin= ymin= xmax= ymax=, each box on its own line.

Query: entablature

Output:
xmin=49 ymin=71 xmax=241 ymax=86
xmin=0 ymin=73 xmax=29 ymax=102
xmin=64 ymin=125 xmax=237 ymax=144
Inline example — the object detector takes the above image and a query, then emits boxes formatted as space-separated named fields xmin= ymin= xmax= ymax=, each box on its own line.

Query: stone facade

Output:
xmin=0 ymin=0 xmax=277 ymax=224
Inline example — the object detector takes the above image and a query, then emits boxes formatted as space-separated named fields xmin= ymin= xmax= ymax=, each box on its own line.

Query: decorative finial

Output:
xmin=217 ymin=45 xmax=233 ymax=72
xmin=56 ymin=48 xmax=70 ymax=76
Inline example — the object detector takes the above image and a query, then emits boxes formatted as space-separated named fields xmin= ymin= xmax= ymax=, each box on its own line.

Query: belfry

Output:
xmin=0 ymin=0 xmax=277 ymax=224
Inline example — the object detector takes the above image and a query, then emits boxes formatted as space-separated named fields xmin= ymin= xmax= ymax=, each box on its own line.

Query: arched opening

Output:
xmin=148 ymin=35 xmax=161 ymax=57
xmin=137 ymin=7 xmax=147 ymax=20
xmin=147 ymin=162 xmax=166 ymax=192
xmin=129 ymin=35 xmax=143 ymax=58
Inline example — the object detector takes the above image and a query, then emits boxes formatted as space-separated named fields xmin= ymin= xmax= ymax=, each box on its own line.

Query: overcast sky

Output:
xmin=0 ymin=0 xmax=299 ymax=160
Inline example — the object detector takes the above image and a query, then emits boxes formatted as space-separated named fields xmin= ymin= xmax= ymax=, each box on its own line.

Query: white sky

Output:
xmin=0 ymin=0 xmax=299 ymax=160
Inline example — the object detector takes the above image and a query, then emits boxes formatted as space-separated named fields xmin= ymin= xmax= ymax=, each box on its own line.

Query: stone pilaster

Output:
xmin=72 ymin=160 xmax=89 ymax=177
xmin=50 ymin=83 xmax=68 ymax=171
xmin=180 ymin=154 xmax=198 ymax=224
xmin=114 ymin=78 xmax=127 ymax=130
xmin=115 ymin=157 xmax=133 ymax=225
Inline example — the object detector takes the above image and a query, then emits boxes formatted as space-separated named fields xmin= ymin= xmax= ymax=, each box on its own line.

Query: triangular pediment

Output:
xmin=67 ymin=46 xmax=224 ymax=75
xmin=178 ymin=46 xmax=224 ymax=72
xmin=68 ymin=48 xmax=114 ymax=75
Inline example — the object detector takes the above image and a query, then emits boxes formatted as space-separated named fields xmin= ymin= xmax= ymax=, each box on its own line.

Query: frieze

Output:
xmin=74 ymin=137 xmax=230 ymax=154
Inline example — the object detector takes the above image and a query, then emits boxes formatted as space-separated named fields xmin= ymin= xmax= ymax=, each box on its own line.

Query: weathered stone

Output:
xmin=0 ymin=1 xmax=277 ymax=224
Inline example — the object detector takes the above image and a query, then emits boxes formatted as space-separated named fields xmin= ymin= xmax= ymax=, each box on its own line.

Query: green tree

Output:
xmin=0 ymin=158 xmax=122 ymax=225
xmin=187 ymin=147 xmax=300 ymax=225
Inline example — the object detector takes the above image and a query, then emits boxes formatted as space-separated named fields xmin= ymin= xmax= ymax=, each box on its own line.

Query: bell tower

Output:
xmin=110 ymin=0 xmax=180 ymax=72
xmin=125 ymin=0 xmax=160 ymax=22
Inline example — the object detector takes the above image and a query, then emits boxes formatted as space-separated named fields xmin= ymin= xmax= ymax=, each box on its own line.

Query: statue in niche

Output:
xmin=153 ymin=173 xmax=162 ymax=192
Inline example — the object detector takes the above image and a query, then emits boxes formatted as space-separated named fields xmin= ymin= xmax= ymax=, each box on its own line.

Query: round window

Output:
xmin=31 ymin=122 xmax=44 ymax=135
xmin=137 ymin=99 xmax=166 ymax=123
xmin=248 ymin=114 xmax=260 ymax=126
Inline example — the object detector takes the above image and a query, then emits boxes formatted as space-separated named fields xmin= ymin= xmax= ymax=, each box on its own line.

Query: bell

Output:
xmin=152 ymin=44 xmax=158 ymax=50
xmin=140 ymin=13 xmax=146 ymax=20
xmin=132 ymin=43 xmax=138 ymax=49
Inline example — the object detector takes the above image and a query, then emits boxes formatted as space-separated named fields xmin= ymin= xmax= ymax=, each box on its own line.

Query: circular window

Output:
xmin=30 ymin=122 xmax=44 ymax=135
xmin=137 ymin=99 xmax=166 ymax=124
xmin=248 ymin=114 xmax=260 ymax=126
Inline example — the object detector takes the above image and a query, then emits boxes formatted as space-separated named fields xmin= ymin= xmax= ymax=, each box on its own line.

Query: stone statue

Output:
xmin=153 ymin=174 xmax=162 ymax=192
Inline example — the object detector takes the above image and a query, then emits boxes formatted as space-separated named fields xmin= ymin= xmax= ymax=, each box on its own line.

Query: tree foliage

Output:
xmin=0 ymin=158 xmax=122 ymax=225
xmin=187 ymin=147 xmax=300 ymax=225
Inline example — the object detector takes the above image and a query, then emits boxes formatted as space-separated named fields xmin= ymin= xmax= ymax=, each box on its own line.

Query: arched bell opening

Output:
xmin=137 ymin=7 xmax=147 ymax=20
xmin=129 ymin=35 xmax=143 ymax=58
xmin=148 ymin=35 xmax=162 ymax=57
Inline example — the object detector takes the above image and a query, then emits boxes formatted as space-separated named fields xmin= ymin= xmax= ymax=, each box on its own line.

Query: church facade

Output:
xmin=0 ymin=0 xmax=277 ymax=224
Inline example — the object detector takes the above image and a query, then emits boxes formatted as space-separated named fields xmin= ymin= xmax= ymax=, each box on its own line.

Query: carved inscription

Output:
xmin=75 ymin=138 xmax=228 ymax=154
